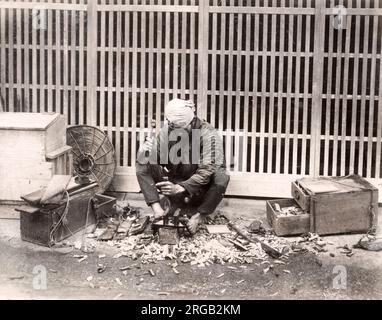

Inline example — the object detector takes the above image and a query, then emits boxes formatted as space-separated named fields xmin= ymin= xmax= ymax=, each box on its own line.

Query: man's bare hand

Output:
xmin=156 ymin=181 xmax=185 ymax=196
xmin=141 ymin=137 xmax=154 ymax=152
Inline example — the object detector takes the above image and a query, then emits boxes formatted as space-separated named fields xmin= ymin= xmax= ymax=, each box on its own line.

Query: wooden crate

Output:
xmin=266 ymin=198 xmax=310 ymax=237
xmin=0 ymin=112 xmax=72 ymax=202
xmin=293 ymin=175 xmax=378 ymax=235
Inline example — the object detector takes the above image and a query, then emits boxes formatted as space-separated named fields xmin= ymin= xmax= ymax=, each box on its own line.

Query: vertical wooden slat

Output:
xmin=311 ymin=0 xmax=325 ymax=177
xmin=276 ymin=0 xmax=285 ymax=174
xmin=123 ymin=6 xmax=130 ymax=167
xmin=189 ymin=0 xmax=195 ymax=103
xmin=46 ymin=7 xmax=53 ymax=112
xmin=55 ymin=4 xmax=61 ymax=115
xmin=284 ymin=0 xmax=293 ymax=174
xmin=172 ymin=0 xmax=179 ymax=99
xmin=115 ymin=0 xmax=122 ymax=166
xmin=131 ymin=0 xmax=138 ymax=164
xmin=62 ymin=0 xmax=69 ymax=121
xmin=323 ymin=1 xmax=334 ymax=176
xmin=267 ymin=0 xmax=276 ymax=174
xmin=242 ymin=3 xmax=250 ymax=173
xmin=39 ymin=0 xmax=46 ymax=113
xmin=99 ymin=0 xmax=106 ymax=130
xmin=87 ymin=0 xmax=97 ymax=126
xmin=16 ymin=7 xmax=22 ymax=111
xmin=197 ymin=0 xmax=208 ymax=119
xmin=376 ymin=2 xmax=382 ymax=179
xmin=139 ymin=4 xmax=147 ymax=151
xmin=225 ymin=1 xmax=234 ymax=172
xmin=292 ymin=0 xmax=303 ymax=175
xmin=340 ymin=3 xmax=352 ymax=176
xmin=0 ymin=7 xmax=5 ymax=111
xmin=218 ymin=0 xmax=226 ymax=150
xmin=164 ymin=0 xmax=170 ymax=105
xmin=350 ymin=3 xmax=361 ymax=174
xmin=147 ymin=0 xmax=154 ymax=135
xmin=332 ymin=0 xmax=344 ymax=177
xmin=301 ymin=0 xmax=311 ymax=175
xmin=251 ymin=1 xmax=259 ymax=173
xmin=23 ymin=6 xmax=31 ymax=112
xmin=233 ymin=1 xmax=243 ymax=172
xmin=8 ymin=5 xmax=14 ymax=111
xmin=78 ymin=4 xmax=84 ymax=124
xmin=107 ymin=0 xmax=114 ymax=145
xmin=210 ymin=0 xmax=218 ymax=127
xmin=70 ymin=3 xmax=77 ymax=124
xmin=358 ymin=0 xmax=371 ymax=176
xmin=180 ymin=5 xmax=186 ymax=98
xmin=366 ymin=1 xmax=378 ymax=178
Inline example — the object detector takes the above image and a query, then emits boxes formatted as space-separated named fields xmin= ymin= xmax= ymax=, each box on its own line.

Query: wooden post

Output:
xmin=311 ymin=0 xmax=325 ymax=177
xmin=197 ymin=0 xmax=209 ymax=120
xmin=86 ymin=0 xmax=97 ymax=126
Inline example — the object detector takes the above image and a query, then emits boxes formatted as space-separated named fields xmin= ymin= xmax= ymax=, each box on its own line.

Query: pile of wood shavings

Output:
xmin=108 ymin=231 xmax=290 ymax=267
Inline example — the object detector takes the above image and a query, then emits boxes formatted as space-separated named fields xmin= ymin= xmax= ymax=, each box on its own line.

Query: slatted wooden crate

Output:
xmin=0 ymin=112 xmax=72 ymax=202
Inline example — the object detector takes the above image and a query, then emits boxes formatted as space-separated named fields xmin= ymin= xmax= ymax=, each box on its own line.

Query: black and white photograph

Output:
xmin=0 ymin=0 xmax=381 ymax=305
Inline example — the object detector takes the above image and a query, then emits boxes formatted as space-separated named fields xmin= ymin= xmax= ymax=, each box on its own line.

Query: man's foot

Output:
xmin=151 ymin=202 xmax=166 ymax=221
xmin=186 ymin=212 xmax=203 ymax=234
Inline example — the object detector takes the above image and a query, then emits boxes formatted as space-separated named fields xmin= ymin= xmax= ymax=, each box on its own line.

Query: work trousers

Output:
xmin=136 ymin=163 xmax=230 ymax=216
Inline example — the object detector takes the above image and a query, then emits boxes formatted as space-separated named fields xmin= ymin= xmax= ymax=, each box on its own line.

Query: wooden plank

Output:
xmin=340 ymin=8 xmax=352 ymax=176
xmin=376 ymin=1 xmax=382 ymax=180
xmin=86 ymin=1 xmax=97 ymax=126
xmin=164 ymin=1 xmax=170 ymax=106
xmin=131 ymin=0 xmax=138 ymax=165
xmin=332 ymin=0 xmax=344 ymax=177
xmin=258 ymin=0 xmax=268 ymax=174
xmin=251 ymin=2 xmax=260 ymax=173
xmin=350 ymin=6 xmax=361 ymax=174
xmin=310 ymin=0 xmax=325 ymax=177
xmin=39 ymin=0 xmax=46 ymax=113
xmin=62 ymin=1 xmax=69 ymax=121
xmin=218 ymin=2 xmax=226 ymax=148
xmin=366 ymin=2 xmax=378 ymax=178
xmin=196 ymin=0 xmax=208 ymax=119
xmin=139 ymin=6 xmax=147 ymax=153
xmin=47 ymin=7 xmax=53 ymax=112
xmin=242 ymin=3 xmax=250 ymax=173
xmin=55 ymin=4 xmax=61 ymax=114
xmin=123 ymin=6 xmax=130 ymax=167
xmin=8 ymin=5 xmax=14 ymax=111
xmin=209 ymin=0 xmax=217 ymax=127
xmin=301 ymin=1 xmax=311 ymax=175
xmin=107 ymin=1 xmax=114 ymax=150
xmin=233 ymin=1 xmax=243 ymax=172
xmin=0 ymin=7 xmax=5 ymax=112
xmin=189 ymin=1 xmax=195 ymax=103
xmin=78 ymin=6 xmax=84 ymax=124
xmin=358 ymin=0 xmax=371 ymax=176
xmin=291 ymin=0 xmax=303 ymax=175
xmin=0 ymin=2 xmax=87 ymax=11
xmin=267 ymin=0 xmax=276 ymax=174
xmin=172 ymin=0 xmax=179 ymax=98
xmin=97 ymin=4 xmax=198 ymax=13
xmin=15 ymin=7 xmax=22 ymax=111
xmin=225 ymin=2 xmax=234 ymax=172
xmin=275 ymin=0 xmax=285 ymax=174
xmin=70 ymin=5 xmax=77 ymax=124
xmin=99 ymin=0 xmax=106 ymax=130
xmin=284 ymin=3 xmax=294 ymax=174
xmin=209 ymin=6 xmax=315 ymax=15
xmin=115 ymin=0 xmax=122 ymax=166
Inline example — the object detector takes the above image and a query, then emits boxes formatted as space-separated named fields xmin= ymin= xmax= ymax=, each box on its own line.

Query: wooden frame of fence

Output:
xmin=1 ymin=0 xmax=382 ymax=200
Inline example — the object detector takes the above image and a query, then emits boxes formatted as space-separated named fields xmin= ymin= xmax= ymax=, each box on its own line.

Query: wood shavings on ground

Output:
xmin=104 ymin=230 xmax=291 ymax=266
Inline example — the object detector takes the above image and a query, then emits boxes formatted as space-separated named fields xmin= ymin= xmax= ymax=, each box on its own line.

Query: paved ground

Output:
xmin=0 ymin=195 xmax=381 ymax=300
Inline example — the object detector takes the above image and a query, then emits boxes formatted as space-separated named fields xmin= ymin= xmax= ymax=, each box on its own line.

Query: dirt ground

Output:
xmin=0 ymin=195 xmax=381 ymax=300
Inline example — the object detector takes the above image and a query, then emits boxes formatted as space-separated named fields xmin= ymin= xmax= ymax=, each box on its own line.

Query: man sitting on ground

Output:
xmin=135 ymin=98 xmax=230 ymax=234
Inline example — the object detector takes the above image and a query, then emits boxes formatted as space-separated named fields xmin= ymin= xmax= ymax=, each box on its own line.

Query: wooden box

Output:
xmin=266 ymin=198 xmax=310 ymax=236
xmin=292 ymin=175 xmax=378 ymax=235
xmin=0 ymin=112 xmax=72 ymax=202
xmin=16 ymin=183 xmax=112 ymax=247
